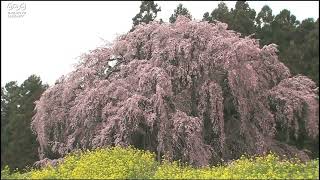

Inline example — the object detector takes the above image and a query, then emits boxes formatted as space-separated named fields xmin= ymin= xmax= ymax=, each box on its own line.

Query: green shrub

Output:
xmin=1 ymin=147 xmax=319 ymax=179
xmin=1 ymin=165 xmax=31 ymax=179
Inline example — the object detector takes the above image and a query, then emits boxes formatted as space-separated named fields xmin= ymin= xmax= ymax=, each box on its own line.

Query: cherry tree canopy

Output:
xmin=31 ymin=16 xmax=319 ymax=167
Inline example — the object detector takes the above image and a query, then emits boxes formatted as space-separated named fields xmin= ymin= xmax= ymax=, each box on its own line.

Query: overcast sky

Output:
xmin=1 ymin=1 xmax=319 ymax=86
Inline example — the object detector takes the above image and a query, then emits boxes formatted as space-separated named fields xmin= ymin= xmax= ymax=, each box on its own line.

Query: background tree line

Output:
xmin=133 ymin=1 xmax=319 ymax=86
xmin=1 ymin=75 xmax=47 ymax=169
xmin=1 ymin=0 xmax=318 ymax=170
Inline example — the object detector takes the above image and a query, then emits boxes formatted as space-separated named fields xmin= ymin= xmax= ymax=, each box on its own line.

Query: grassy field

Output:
xmin=1 ymin=146 xmax=319 ymax=179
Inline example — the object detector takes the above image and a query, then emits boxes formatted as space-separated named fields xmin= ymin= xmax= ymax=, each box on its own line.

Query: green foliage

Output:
xmin=202 ymin=12 xmax=210 ymax=22
xmin=1 ymin=165 xmax=31 ymax=179
xmin=2 ymin=147 xmax=318 ymax=179
xmin=229 ymin=1 xmax=256 ymax=36
xmin=203 ymin=2 xmax=232 ymax=25
xmin=131 ymin=1 xmax=161 ymax=31
xmin=288 ymin=18 xmax=319 ymax=85
xmin=1 ymin=75 xmax=47 ymax=169
xmin=256 ymin=5 xmax=274 ymax=29
xmin=169 ymin=4 xmax=192 ymax=23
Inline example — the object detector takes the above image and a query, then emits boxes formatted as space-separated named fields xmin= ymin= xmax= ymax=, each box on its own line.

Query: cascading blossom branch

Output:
xmin=31 ymin=16 xmax=319 ymax=167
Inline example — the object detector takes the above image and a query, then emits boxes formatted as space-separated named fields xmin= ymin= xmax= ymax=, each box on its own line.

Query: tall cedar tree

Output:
xmin=229 ymin=1 xmax=256 ymax=36
xmin=203 ymin=2 xmax=232 ymax=25
xmin=131 ymin=1 xmax=161 ymax=31
xmin=169 ymin=4 xmax=192 ymax=23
